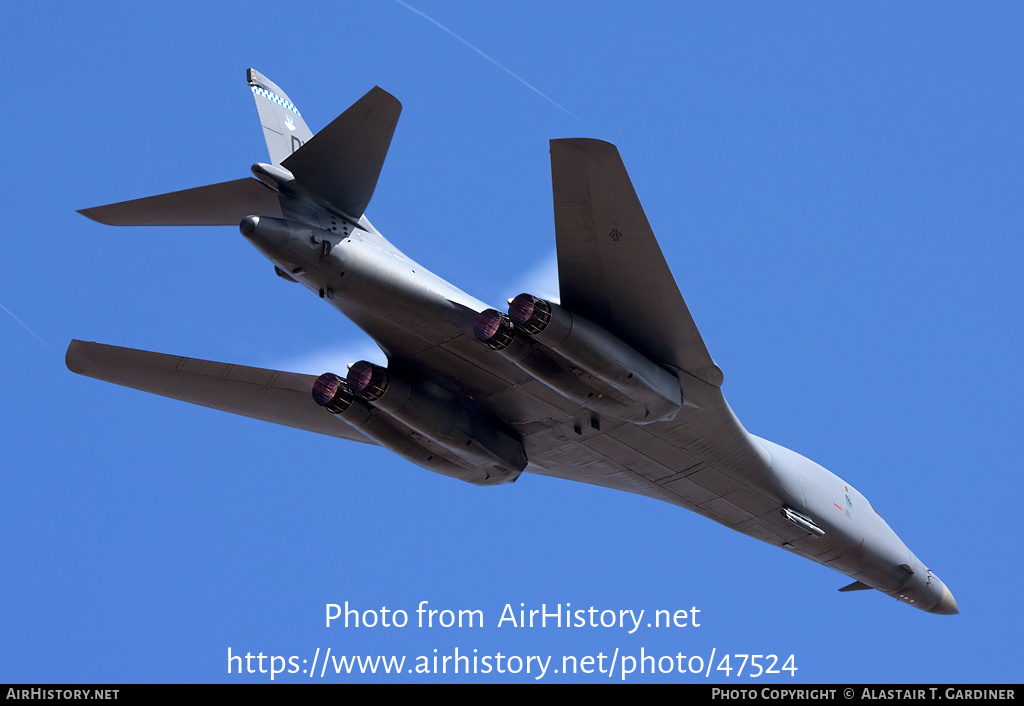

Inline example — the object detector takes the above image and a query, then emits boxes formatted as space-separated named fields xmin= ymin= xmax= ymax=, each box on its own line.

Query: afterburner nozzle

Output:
xmin=509 ymin=293 xmax=552 ymax=335
xmin=473 ymin=309 xmax=517 ymax=350
xmin=311 ymin=372 xmax=354 ymax=414
xmin=347 ymin=361 xmax=389 ymax=401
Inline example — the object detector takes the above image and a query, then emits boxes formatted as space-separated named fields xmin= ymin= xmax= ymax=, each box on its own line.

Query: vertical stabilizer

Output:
xmin=247 ymin=68 xmax=314 ymax=165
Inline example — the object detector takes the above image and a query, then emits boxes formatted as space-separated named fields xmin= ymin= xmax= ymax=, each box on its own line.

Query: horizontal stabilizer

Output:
xmin=839 ymin=580 xmax=874 ymax=592
xmin=550 ymin=139 xmax=722 ymax=386
xmin=282 ymin=86 xmax=401 ymax=219
xmin=66 ymin=340 xmax=371 ymax=445
xmin=78 ymin=178 xmax=283 ymax=226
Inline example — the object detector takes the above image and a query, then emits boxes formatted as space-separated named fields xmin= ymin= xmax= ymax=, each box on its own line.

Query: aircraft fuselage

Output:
xmin=239 ymin=197 xmax=957 ymax=616
xmin=71 ymin=73 xmax=956 ymax=615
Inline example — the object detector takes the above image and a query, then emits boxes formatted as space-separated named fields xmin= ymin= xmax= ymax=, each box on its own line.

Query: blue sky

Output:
xmin=2 ymin=1 xmax=1022 ymax=683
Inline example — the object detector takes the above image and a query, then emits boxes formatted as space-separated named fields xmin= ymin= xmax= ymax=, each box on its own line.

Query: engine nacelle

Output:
xmin=312 ymin=372 xmax=521 ymax=486
xmin=483 ymin=294 xmax=682 ymax=424
xmin=475 ymin=309 xmax=647 ymax=421
xmin=344 ymin=362 xmax=527 ymax=483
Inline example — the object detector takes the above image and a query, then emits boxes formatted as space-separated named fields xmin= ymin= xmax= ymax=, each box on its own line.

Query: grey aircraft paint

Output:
xmin=67 ymin=70 xmax=957 ymax=616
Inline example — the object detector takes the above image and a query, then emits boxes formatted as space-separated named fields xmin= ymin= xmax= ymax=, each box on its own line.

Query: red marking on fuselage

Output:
xmin=834 ymin=502 xmax=843 ymax=510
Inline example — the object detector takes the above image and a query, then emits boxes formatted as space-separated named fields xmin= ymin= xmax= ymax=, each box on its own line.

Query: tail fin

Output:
xmin=79 ymin=72 xmax=401 ymax=228
xmin=248 ymin=68 xmax=314 ymax=165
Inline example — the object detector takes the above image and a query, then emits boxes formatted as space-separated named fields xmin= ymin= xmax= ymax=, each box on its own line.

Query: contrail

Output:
xmin=1 ymin=303 xmax=51 ymax=350
xmin=394 ymin=0 xmax=580 ymax=121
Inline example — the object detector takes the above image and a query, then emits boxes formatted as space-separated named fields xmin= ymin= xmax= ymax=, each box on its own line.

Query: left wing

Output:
xmin=66 ymin=340 xmax=372 ymax=444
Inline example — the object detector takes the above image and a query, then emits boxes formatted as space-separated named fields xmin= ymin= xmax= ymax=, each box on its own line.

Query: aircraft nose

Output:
xmin=927 ymin=581 xmax=959 ymax=615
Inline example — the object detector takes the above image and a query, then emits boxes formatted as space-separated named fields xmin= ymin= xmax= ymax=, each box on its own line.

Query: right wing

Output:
xmin=550 ymin=138 xmax=722 ymax=387
xmin=537 ymin=139 xmax=809 ymax=550
xmin=65 ymin=340 xmax=372 ymax=445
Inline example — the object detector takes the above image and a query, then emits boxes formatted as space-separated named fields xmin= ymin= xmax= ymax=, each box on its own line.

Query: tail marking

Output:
xmin=251 ymin=85 xmax=302 ymax=117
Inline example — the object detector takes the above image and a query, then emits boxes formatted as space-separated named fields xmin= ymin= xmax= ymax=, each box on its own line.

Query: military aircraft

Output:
xmin=67 ymin=69 xmax=957 ymax=615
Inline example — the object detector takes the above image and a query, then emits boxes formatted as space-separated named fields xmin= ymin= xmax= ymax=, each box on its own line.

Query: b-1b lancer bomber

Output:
xmin=67 ymin=69 xmax=957 ymax=615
